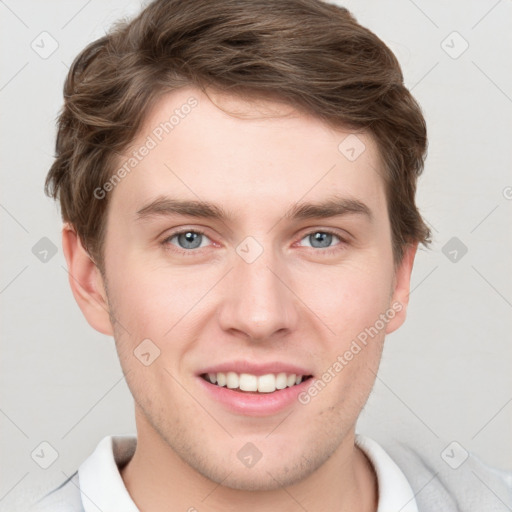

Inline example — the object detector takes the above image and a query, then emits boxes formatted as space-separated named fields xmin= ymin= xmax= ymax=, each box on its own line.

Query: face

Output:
xmin=85 ymin=86 xmax=414 ymax=490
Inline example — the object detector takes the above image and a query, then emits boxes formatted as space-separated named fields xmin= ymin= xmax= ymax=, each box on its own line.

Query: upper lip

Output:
xmin=198 ymin=360 xmax=313 ymax=377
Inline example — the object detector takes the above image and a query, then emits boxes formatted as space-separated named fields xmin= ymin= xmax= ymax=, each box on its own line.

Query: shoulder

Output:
xmin=27 ymin=471 xmax=84 ymax=512
xmin=378 ymin=435 xmax=512 ymax=511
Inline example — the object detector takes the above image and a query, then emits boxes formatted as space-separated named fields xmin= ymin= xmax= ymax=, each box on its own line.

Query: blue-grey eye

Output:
xmin=303 ymin=231 xmax=338 ymax=249
xmin=174 ymin=231 xmax=206 ymax=250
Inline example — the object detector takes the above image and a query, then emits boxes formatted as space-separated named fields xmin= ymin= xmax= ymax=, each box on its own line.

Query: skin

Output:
xmin=63 ymin=85 xmax=417 ymax=512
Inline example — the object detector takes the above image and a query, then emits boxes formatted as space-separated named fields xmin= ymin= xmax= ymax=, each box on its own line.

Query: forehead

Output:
xmin=109 ymin=86 xmax=386 ymax=223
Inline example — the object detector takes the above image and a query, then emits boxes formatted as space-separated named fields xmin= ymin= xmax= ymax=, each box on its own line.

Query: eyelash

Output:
xmin=161 ymin=228 xmax=348 ymax=257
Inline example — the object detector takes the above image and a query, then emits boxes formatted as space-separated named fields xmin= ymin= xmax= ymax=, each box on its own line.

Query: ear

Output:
xmin=385 ymin=242 xmax=418 ymax=335
xmin=62 ymin=223 xmax=114 ymax=336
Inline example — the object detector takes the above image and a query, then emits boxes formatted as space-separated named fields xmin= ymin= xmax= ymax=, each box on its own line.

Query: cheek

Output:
xmin=309 ymin=261 xmax=394 ymax=340
xmin=299 ymin=259 xmax=392 ymax=401
xmin=112 ymin=278 xmax=165 ymax=337
xmin=106 ymin=254 xmax=200 ymax=341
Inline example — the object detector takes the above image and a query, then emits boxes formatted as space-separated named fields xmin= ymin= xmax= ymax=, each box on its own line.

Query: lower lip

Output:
xmin=197 ymin=376 xmax=312 ymax=416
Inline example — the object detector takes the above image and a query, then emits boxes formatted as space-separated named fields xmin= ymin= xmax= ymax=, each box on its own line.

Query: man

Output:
xmin=29 ymin=0 xmax=511 ymax=510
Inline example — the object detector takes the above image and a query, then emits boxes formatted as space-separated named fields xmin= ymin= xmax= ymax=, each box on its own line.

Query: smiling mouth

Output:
xmin=200 ymin=372 xmax=313 ymax=393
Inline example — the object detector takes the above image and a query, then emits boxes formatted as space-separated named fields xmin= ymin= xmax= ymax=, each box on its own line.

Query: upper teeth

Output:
xmin=206 ymin=372 xmax=304 ymax=393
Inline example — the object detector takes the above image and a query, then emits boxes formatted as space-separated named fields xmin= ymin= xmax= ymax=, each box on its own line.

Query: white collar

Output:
xmin=356 ymin=434 xmax=419 ymax=512
xmin=79 ymin=435 xmax=138 ymax=512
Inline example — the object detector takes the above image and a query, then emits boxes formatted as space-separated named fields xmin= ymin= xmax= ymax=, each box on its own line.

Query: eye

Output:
xmin=297 ymin=230 xmax=347 ymax=253
xmin=163 ymin=229 xmax=212 ymax=254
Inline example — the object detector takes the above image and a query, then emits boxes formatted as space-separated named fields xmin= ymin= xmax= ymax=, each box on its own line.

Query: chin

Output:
xmin=207 ymin=463 xmax=312 ymax=492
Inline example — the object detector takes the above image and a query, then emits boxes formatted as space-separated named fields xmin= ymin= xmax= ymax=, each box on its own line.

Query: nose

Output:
xmin=217 ymin=241 xmax=299 ymax=343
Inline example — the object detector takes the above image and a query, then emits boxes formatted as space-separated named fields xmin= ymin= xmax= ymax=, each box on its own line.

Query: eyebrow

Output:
xmin=135 ymin=194 xmax=373 ymax=223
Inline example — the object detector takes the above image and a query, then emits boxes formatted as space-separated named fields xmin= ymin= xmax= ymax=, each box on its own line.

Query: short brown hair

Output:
xmin=45 ymin=0 xmax=431 ymax=268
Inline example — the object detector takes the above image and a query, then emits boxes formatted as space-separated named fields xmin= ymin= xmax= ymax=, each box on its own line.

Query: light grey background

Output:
xmin=1 ymin=0 xmax=511 ymax=510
